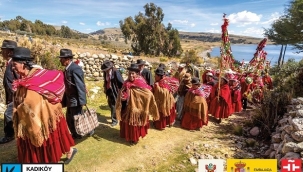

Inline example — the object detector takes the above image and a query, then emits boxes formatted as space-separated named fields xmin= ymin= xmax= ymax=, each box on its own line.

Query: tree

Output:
xmin=264 ymin=0 xmax=303 ymax=67
xmin=119 ymin=3 xmax=182 ymax=56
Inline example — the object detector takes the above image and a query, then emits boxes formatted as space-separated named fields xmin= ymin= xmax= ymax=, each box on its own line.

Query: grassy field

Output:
xmin=0 ymin=79 xmax=257 ymax=172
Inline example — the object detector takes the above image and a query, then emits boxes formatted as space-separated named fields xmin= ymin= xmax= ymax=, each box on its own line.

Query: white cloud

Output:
xmin=96 ymin=21 xmax=110 ymax=26
xmin=190 ymin=23 xmax=196 ymax=27
xmin=86 ymin=28 xmax=92 ymax=31
xmin=261 ymin=12 xmax=281 ymax=24
xmin=228 ymin=10 xmax=262 ymax=26
xmin=62 ymin=20 xmax=67 ymax=24
xmin=79 ymin=22 xmax=85 ymax=25
xmin=170 ymin=20 xmax=189 ymax=25
xmin=206 ymin=28 xmax=220 ymax=33
xmin=238 ymin=27 xmax=264 ymax=37
xmin=210 ymin=23 xmax=218 ymax=26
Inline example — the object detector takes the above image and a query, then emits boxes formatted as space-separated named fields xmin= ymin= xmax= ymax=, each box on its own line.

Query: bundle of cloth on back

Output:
xmin=181 ymin=77 xmax=208 ymax=130
xmin=176 ymin=73 xmax=192 ymax=120
xmin=153 ymin=67 xmax=179 ymax=130
xmin=116 ymin=63 xmax=159 ymax=144
xmin=12 ymin=47 xmax=76 ymax=163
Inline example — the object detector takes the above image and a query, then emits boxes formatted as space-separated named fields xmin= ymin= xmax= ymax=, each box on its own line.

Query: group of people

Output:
xmin=0 ymin=38 xmax=273 ymax=164
xmin=0 ymin=40 xmax=88 ymax=164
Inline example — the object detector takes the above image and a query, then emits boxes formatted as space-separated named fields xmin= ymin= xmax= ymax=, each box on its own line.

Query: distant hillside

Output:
xmin=90 ymin=27 xmax=267 ymax=44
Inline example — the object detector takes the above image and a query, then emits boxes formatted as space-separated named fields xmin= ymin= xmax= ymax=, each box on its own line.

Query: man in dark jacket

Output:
xmin=59 ymin=49 xmax=87 ymax=139
xmin=102 ymin=60 xmax=124 ymax=126
xmin=137 ymin=59 xmax=154 ymax=86
xmin=0 ymin=40 xmax=18 ymax=144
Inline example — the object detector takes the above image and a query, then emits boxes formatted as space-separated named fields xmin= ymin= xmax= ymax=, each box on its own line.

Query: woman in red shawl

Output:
xmin=228 ymin=74 xmax=242 ymax=113
xmin=209 ymin=73 xmax=232 ymax=123
xmin=11 ymin=47 xmax=76 ymax=164
xmin=181 ymin=77 xmax=208 ymax=131
xmin=153 ymin=67 xmax=179 ymax=130
xmin=116 ymin=64 xmax=159 ymax=144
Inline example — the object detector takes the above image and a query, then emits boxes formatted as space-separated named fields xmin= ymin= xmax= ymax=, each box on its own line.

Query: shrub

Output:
xmin=160 ymin=57 xmax=168 ymax=62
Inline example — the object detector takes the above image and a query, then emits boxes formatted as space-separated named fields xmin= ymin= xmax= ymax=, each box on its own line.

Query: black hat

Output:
xmin=101 ymin=60 xmax=114 ymax=71
xmin=11 ymin=47 xmax=33 ymax=61
xmin=58 ymin=49 xmax=75 ymax=58
xmin=1 ymin=40 xmax=17 ymax=49
xmin=127 ymin=63 xmax=140 ymax=72
xmin=136 ymin=59 xmax=146 ymax=65
xmin=158 ymin=63 xmax=166 ymax=69
xmin=155 ymin=67 xmax=165 ymax=76
xmin=191 ymin=77 xmax=201 ymax=85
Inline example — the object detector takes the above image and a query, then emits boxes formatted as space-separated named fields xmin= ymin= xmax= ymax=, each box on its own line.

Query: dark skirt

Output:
xmin=153 ymin=106 xmax=176 ymax=130
xmin=17 ymin=117 xmax=75 ymax=163
xmin=181 ymin=112 xmax=208 ymax=130
xmin=120 ymin=121 xmax=150 ymax=142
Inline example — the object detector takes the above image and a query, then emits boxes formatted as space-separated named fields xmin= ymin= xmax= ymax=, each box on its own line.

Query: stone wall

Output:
xmin=74 ymin=52 xmax=152 ymax=78
xmin=266 ymin=97 xmax=303 ymax=168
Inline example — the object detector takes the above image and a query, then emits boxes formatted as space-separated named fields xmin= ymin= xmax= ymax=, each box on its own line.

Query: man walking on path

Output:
xmin=59 ymin=49 xmax=88 ymax=139
xmin=0 ymin=40 xmax=18 ymax=144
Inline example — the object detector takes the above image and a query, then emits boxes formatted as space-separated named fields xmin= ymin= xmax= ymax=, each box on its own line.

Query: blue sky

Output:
xmin=0 ymin=0 xmax=290 ymax=37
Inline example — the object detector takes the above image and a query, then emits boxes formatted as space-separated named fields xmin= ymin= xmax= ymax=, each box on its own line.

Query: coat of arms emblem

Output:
xmin=205 ymin=163 xmax=216 ymax=172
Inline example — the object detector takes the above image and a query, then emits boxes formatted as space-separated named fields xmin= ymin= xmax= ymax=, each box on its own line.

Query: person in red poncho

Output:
xmin=181 ymin=77 xmax=208 ymax=131
xmin=116 ymin=64 xmax=159 ymax=145
xmin=228 ymin=73 xmax=242 ymax=113
xmin=240 ymin=76 xmax=253 ymax=111
xmin=202 ymin=67 xmax=213 ymax=84
xmin=209 ymin=73 xmax=232 ymax=123
xmin=262 ymin=71 xmax=273 ymax=90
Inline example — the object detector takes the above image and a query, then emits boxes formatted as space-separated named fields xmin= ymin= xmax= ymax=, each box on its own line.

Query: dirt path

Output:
xmin=65 ymin=107 xmax=261 ymax=172
xmin=0 ymin=107 xmax=260 ymax=172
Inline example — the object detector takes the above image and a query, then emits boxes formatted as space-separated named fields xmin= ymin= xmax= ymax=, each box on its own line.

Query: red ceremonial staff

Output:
xmin=248 ymin=38 xmax=268 ymax=74
xmin=218 ymin=13 xmax=234 ymax=101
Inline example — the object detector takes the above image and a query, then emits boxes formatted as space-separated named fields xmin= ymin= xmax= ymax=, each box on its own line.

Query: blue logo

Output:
xmin=1 ymin=164 xmax=21 ymax=172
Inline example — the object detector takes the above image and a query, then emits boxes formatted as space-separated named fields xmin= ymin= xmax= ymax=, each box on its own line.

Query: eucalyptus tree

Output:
xmin=119 ymin=3 xmax=182 ymax=56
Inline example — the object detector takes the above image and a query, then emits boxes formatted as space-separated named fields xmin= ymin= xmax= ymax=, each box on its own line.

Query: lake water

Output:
xmin=210 ymin=44 xmax=303 ymax=65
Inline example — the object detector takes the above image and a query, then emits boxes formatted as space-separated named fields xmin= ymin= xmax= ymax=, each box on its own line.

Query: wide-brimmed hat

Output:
xmin=158 ymin=63 xmax=166 ymax=69
xmin=227 ymin=73 xmax=238 ymax=81
xmin=221 ymin=73 xmax=229 ymax=82
xmin=205 ymin=67 xmax=212 ymax=71
xmin=11 ymin=47 xmax=33 ymax=61
xmin=183 ymin=73 xmax=191 ymax=81
xmin=136 ymin=59 xmax=146 ymax=65
xmin=179 ymin=63 xmax=186 ymax=68
xmin=58 ymin=49 xmax=75 ymax=58
xmin=206 ymin=72 xmax=213 ymax=77
xmin=191 ymin=77 xmax=201 ymax=85
xmin=127 ymin=63 xmax=140 ymax=72
xmin=155 ymin=67 xmax=165 ymax=76
xmin=101 ymin=60 xmax=114 ymax=71
xmin=1 ymin=40 xmax=17 ymax=49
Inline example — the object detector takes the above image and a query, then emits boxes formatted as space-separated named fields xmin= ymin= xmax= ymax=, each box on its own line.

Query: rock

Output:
xmin=189 ymin=157 xmax=197 ymax=165
xmin=272 ymin=133 xmax=282 ymax=143
xmin=249 ymin=127 xmax=260 ymax=136
xmin=273 ymin=143 xmax=279 ymax=150
xmin=291 ymin=118 xmax=303 ymax=131
xmin=79 ymin=53 xmax=86 ymax=58
xmin=111 ymin=54 xmax=118 ymax=60
xmin=264 ymin=149 xmax=272 ymax=156
xmin=296 ymin=97 xmax=303 ymax=104
xmin=282 ymin=142 xmax=298 ymax=153
xmin=269 ymin=151 xmax=276 ymax=158
xmin=99 ymin=54 xmax=105 ymax=59
xmin=294 ymin=142 xmax=303 ymax=152
xmin=284 ymin=134 xmax=295 ymax=143
xmin=291 ymin=131 xmax=303 ymax=142
xmin=283 ymin=125 xmax=294 ymax=134
xmin=127 ymin=55 xmax=134 ymax=59
xmin=93 ymin=72 xmax=99 ymax=77
xmin=279 ymin=118 xmax=289 ymax=125
xmin=282 ymin=152 xmax=301 ymax=159
xmin=86 ymin=52 xmax=91 ymax=57
xmin=92 ymin=54 xmax=98 ymax=58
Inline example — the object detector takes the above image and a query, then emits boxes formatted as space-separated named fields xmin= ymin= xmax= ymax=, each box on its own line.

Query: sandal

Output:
xmin=64 ymin=148 xmax=78 ymax=164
